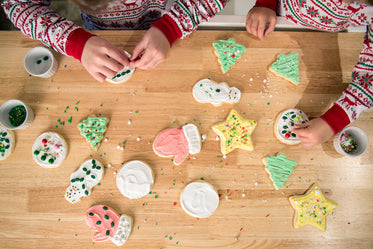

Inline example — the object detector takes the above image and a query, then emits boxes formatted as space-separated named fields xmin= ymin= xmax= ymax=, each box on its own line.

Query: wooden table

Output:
xmin=0 ymin=30 xmax=372 ymax=249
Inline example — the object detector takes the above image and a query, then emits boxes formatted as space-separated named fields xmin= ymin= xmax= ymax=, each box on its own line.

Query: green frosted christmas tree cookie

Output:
xmin=269 ymin=53 xmax=300 ymax=85
xmin=78 ymin=116 xmax=109 ymax=150
xmin=213 ymin=38 xmax=246 ymax=73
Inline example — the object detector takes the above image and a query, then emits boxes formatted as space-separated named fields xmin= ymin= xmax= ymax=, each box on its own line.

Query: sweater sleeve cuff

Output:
xmin=65 ymin=28 xmax=96 ymax=61
xmin=151 ymin=14 xmax=182 ymax=47
xmin=254 ymin=0 xmax=278 ymax=12
xmin=320 ymin=104 xmax=351 ymax=134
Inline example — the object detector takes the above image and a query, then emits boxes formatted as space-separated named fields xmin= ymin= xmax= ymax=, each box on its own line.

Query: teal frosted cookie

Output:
xmin=213 ymin=38 xmax=246 ymax=73
xmin=269 ymin=53 xmax=300 ymax=85
xmin=0 ymin=126 xmax=15 ymax=160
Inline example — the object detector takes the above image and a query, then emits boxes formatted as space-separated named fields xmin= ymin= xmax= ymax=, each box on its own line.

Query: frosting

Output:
xmin=153 ymin=124 xmax=201 ymax=165
xmin=180 ymin=181 xmax=219 ymax=218
xmin=213 ymin=38 xmax=246 ymax=73
xmin=265 ymin=154 xmax=298 ymax=190
xmin=192 ymin=79 xmax=241 ymax=106
xmin=116 ymin=160 xmax=154 ymax=199
xmin=106 ymin=51 xmax=135 ymax=84
xmin=32 ymin=132 xmax=67 ymax=168
xmin=78 ymin=116 xmax=108 ymax=150
xmin=289 ymin=184 xmax=337 ymax=231
xmin=65 ymin=159 xmax=104 ymax=203
xmin=275 ymin=109 xmax=309 ymax=145
xmin=0 ymin=126 xmax=14 ymax=160
xmin=270 ymin=53 xmax=299 ymax=84
xmin=212 ymin=109 xmax=257 ymax=155
xmin=85 ymin=205 xmax=132 ymax=245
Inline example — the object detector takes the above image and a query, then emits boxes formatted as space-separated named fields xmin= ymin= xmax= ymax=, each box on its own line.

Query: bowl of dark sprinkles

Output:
xmin=333 ymin=126 xmax=369 ymax=157
xmin=0 ymin=99 xmax=34 ymax=130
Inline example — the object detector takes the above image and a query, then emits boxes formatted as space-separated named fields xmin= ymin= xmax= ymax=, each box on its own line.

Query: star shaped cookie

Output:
xmin=212 ymin=109 xmax=257 ymax=155
xmin=289 ymin=184 xmax=337 ymax=231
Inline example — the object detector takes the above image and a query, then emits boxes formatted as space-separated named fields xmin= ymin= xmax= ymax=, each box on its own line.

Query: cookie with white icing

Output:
xmin=180 ymin=181 xmax=219 ymax=218
xmin=193 ymin=78 xmax=241 ymax=106
xmin=85 ymin=205 xmax=133 ymax=246
xmin=153 ymin=123 xmax=201 ymax=165
xmin=65 ymin=159 xmax=104 ymax=203
xmin=0 ymin=125 xmax=15 ymax=160
xmin=116 ymin=160 xmax=154 ymax=199
xmin=32 ymin=132 xmax=68 ymax=168
xmin=274 ymin=109 xmax=309 ymax=145
xmin=106 ymin=51 xmax=135 ymax=84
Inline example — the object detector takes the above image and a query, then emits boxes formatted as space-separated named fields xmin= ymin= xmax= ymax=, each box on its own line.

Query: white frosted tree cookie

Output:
xmin=153 ymin=123 xmax=201 ymax=165
xmin=106 ymin=51 xmax=135 ymax=84
xmin=116 ymin=160 xmax=154 ymax=199
xmin=65 ymin=159 xmax=104 ymax=203
xmin=32 ymin=132 xmax=68 ymax=168
xmin=0 ymin=125 xmax=15 ymax=160
xmin=192 ymin=78 xmax=241 ymax=106
xmin=85 ymin=205 xmax=133 ymax=246
xmin=274 ymin=109 xmax=309 ymax=145
xmin=180 ymin=181 xmax=219 ymax=218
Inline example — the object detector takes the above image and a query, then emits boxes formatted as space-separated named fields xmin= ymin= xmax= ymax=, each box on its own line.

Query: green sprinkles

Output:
xmin=8 ymin=105 xmax=26 ymax=127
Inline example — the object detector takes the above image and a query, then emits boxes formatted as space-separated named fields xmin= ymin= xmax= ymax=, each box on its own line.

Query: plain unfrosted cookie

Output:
xmin=153 ymin=123 xmax=201 ymax=165
xmin=0 ymin=125 xmax=15 ymax=161
xmin=106 ymin=51 xmax=135 ymax=84
xmin=78 ymin=116 xmax=109 ymax=150
xmin=32 ymin=132 xmax=68 ymax=168
xmin=65 ymin=159 xmax=104 ymax=203
xmin=85 ymin=205 xmax=133 ymax=246
xmin=180 ymin=181 xmax=219 ymax=218
xmin=274 ymin=109 xmax=309 ymax=145
xmin=212 ymin=38 xmax=246 ymax=73
xmin=269 ymin=53 xmax=300 ymax=85
xmin=116 ymin=160 xmax=154 ymax=199
xmin=192 ymin=78 xmax=241 ymax=106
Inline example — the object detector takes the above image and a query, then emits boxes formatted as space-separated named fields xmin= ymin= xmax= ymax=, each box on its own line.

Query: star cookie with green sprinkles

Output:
xmin=78 ymin=116 xmax=109 ymax=150
xmin=213 ymin=38 xmax=246 ymax=73
xmin=289 ymin=184 xmax=337 ymax=231
xmin=212 ymin=109 xmax=257 ymax=155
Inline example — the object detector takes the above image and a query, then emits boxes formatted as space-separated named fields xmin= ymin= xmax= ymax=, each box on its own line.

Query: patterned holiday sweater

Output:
xmin=255 ymin=0 xmax=373 ymax=134
xmin=2 ymin=0 xmax=228 ymax=60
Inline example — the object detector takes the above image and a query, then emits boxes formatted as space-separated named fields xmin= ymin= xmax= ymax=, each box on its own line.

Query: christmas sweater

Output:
xmin=255 ymin=0 xmax=373 ymax=134
xmin=2 ymin=0 xmax=228 ymax=60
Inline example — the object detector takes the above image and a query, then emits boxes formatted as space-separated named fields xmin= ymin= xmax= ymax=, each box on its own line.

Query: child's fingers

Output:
xmin=257 ymin=21 xmax=267 ymax=40
xmin=106 ymin=47 xmax=129 ymax=67
xmin=264 ymin=18 xmax=276 ymax=36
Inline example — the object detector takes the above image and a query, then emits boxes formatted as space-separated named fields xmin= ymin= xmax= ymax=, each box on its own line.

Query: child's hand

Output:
xmin=81 ymin=36 xmax=129 ymax=82
xmin=246 ymin=7 xmax=276 ymax=40
xmin=130 ymin=27 xmax=170 ymax=70
xmin=293 ymin=118 xmax=335 ymax=147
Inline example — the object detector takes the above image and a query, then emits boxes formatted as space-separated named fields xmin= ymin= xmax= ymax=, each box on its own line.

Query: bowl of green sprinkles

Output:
xmin=24 ymin=46 xmax=58 ymax=78
xmin=0 ymin=99 xmax=34 ymax=130
xmin=333 ymin=126 xmax=369 ymax=157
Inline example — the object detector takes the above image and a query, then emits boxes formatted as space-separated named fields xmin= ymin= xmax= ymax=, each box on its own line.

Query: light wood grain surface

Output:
xmin=0 ymin=30 xmax=372 ymax=249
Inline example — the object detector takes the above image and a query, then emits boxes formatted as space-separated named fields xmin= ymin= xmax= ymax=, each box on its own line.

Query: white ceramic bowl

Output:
xmin=0 ymin=99 xmax=34 ymax=130
xmin=333 ymin=126 xmax=369 ymax=157
xmin=24 ymin=46 xmax=58 ymax=78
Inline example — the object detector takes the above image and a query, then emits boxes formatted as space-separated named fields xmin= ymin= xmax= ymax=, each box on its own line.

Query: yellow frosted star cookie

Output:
xmin=289 ymin=184 xmax=337 ymax=231
xmin=212 ymin=109 xmax=257 ymax=155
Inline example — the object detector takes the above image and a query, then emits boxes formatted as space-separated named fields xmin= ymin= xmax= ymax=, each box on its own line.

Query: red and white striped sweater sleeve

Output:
xmin=321 ymin=23 xmax=373 ymax=134
xmin=1 ymin=0 xmax=95 ymax=60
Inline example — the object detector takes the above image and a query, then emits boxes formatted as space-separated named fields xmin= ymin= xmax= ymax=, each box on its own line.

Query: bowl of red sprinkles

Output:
xmin=333 ymin=126 xmax=369 ymax=157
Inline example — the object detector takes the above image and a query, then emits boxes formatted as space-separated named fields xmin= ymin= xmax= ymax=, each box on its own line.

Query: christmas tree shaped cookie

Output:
xmin=269 ymin=53 xmax=300 ymax=85
xmin=78 ymin=116 xmax=109 ymax=150
xmin=262 ymin=154 xmax=297 ymax=190
xmin=213 ymin=38 xmax=246 ymax=73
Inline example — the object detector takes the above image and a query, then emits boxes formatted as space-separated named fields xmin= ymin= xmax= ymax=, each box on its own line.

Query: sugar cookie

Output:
xmin=106 ymin=51 xmax=135 ymax=84
xmin=274 ymin=109 xmax=308 ymax=145
xmin=78 ymin=116 xmax=109 ymax=150
xmin=0 ymin=125 xmax=15 ymax=160
xmin=262 ymin=154 xmax=297 ymax=190
xmin=213 ymin=38 xmax=246 ymax=73
xmin=269 ymin=53 xmax=300 ymax=85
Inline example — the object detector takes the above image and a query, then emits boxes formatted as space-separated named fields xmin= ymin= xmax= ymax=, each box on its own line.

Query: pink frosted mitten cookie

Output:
xmin=153 ymin=124 xmax=201 ymax=165
xmin=85 ymin=205 xmax=133 ymax=246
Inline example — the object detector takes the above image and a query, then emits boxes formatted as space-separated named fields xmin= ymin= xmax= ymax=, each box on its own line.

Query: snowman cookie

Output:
xmin=192 ymin=78 xmax=241 ymax=106
xmin=0 ymin=125 xmax=15 ymax=161
xmin=65 ymin=159 xmax=104 ymax=203
xmin=274 ymin=109 xmax=309 ymax=145
xmin=32 ymin=132 xmax=68 ymax=168
xmin=106 ymin=50 xmax=135 ymax=84
xmin=153 ymin=124 xmax=201 ymax=165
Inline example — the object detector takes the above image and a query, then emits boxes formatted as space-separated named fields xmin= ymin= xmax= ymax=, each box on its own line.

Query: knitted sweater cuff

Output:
xmin=320 ymin=104 xmax=351 ymax=134
xmin=254 ymin=0 xmax=277 ymax=12
xmin=65 ymin=28 xmax=96 ymax=61
xmin=151 ymin=14 xmax=182 ymax=47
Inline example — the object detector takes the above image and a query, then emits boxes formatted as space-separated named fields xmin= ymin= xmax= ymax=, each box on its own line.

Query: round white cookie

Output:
xmin=116 ymin=160 xmax=154 ymax=199
xmin=106 ymin=51 xmax=135 ymax=84
xmin=274 ymin=109 xmax=309 ymax=145
xmin=0 ymin=125 xmax=15 ymax=160
xmin=180 ymin=181 xmax=219 ymax=218
xmin=32 ymin=132 xmax=68 ymax=168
